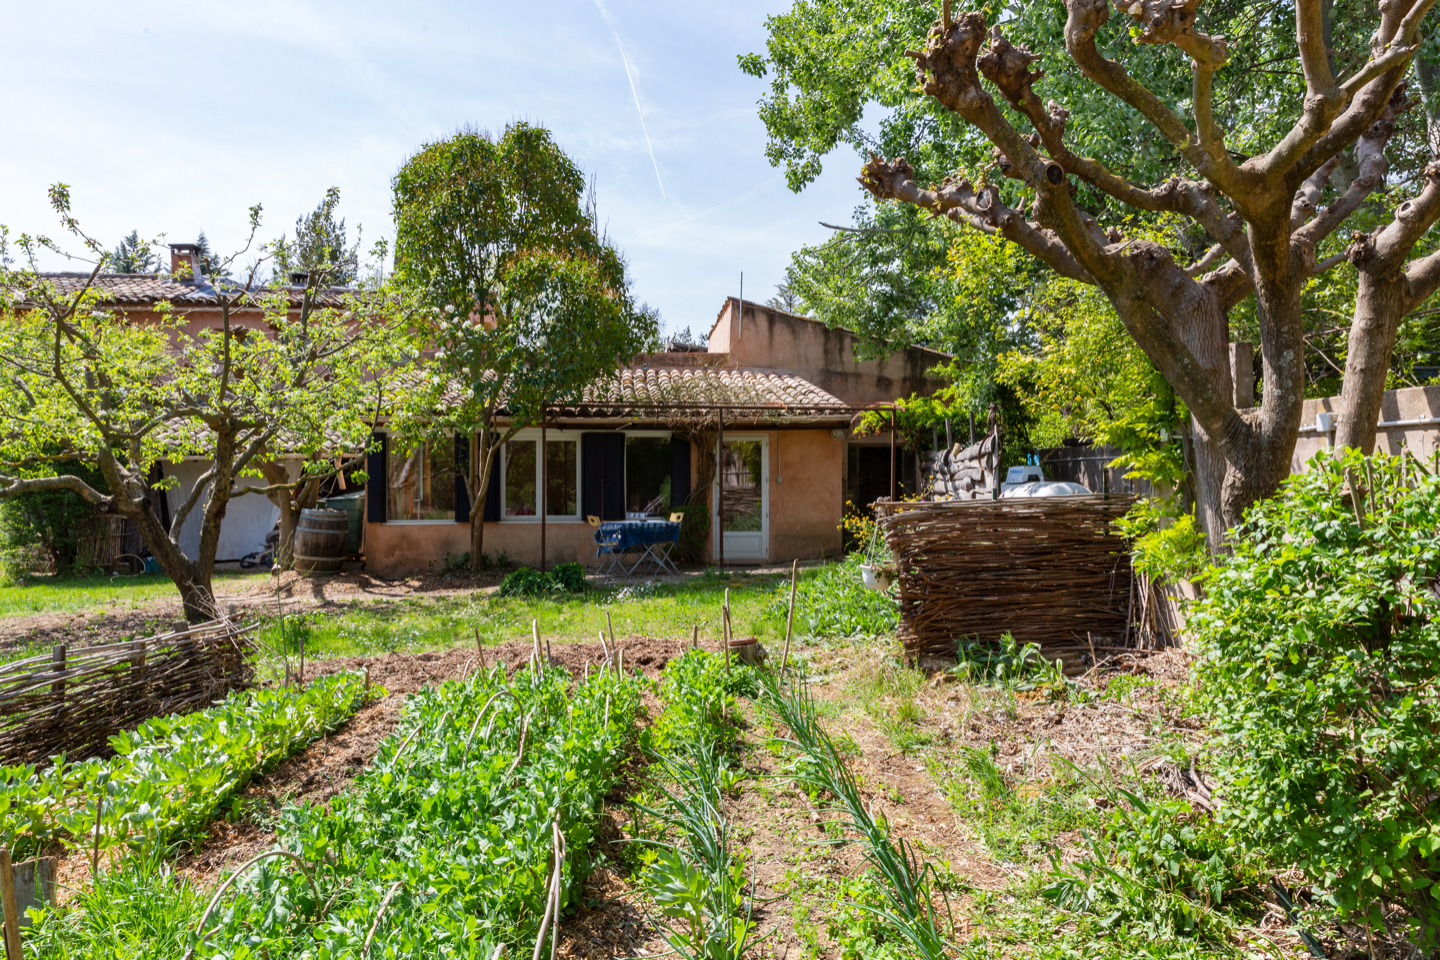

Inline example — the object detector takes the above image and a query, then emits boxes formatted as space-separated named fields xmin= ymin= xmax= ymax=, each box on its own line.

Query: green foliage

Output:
xmin=1114 ymin=500 xmax=1210 ymax=583
xmin=0 ymin=459 xmax=105 ymax=577
xmin=954 ymin=632 xmax=1070 ymax=693
xmin=1042 ymin=793 xmax=1263 ymax=942
xmin=758 ymin=672 xmax=954 ymax=960
xmin=549 ymin=561 xmax=585 ymax=593
xmin=648 ymin=649 xmax=757 ymax=755
xmin=270 ymin=186 xmax=357 ymax=286
xmin=674 ymin=500 xmax=712 ymax=563
xmin=31 ymin=663 xmax=646 ymax=958
xmin=0 ymin=672 xmax=370 ymax=861
xmin=774 ymin=553 xmax=898 ymax=640
xmin=110 ymin=230 xmax=158 ymax=275
xmin=496 ymin=564 xmax=586 ymax=598
xmin=634 ymin=652 xmax=758 ymax=960
xmin=390 ymin=123 xmax=657 ymax=548
xmin=1189 ymin=450 xmax=1440 ymax=942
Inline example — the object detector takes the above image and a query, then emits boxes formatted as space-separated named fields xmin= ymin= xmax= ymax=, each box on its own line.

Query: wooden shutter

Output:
xmin=454 ymin=434 xmax=471 ymax=522
xmin=582 ymin=433 xmax=626 ymax=520
xmin=483 ymin=441 xmax=502 ymax=522
xmin=365 ymin=434 xmax=387 ymax=523
xmin=670 ymin=436 xmax=691 ymax=508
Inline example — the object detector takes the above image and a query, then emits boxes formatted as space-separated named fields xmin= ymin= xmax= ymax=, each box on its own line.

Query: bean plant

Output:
xmin=0 ymin=672 xmax=370 ymax=861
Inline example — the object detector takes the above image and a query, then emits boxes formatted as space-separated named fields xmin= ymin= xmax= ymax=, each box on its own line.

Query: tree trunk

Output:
xmin=469 ymin=437 xmax=496 ymax=574
xmin=1336 ymin=272 xmax=1408 ymax=454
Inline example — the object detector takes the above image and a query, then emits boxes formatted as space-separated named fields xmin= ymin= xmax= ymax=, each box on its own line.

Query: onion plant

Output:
xmin=756 ymin=670 xmax=954 ymax=960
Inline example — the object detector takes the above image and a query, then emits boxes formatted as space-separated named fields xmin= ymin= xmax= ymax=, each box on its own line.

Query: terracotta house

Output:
xmin=34 ymin=254 xmax=950 ymax=571
xmin=362 ymin=298 xmax=950 ymax=576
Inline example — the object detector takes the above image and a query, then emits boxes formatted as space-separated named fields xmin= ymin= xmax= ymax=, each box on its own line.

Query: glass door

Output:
xmin=716 ymin=437 xmax=767 ymax=561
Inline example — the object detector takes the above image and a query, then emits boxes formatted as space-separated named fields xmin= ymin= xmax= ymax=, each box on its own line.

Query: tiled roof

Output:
xmin=32 ymin=273 xmax=348 ymax=308
xmin=576 ymin=364 xmax=854 ymax=418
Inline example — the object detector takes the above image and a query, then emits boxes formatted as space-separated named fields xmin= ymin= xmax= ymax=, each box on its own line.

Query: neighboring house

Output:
xmin=37 ymin=245 xmax=339 ymax=564
xmin=34 ymin=254 xmax=952 ymax=572
xmin=362 ymin=298 xmax=951 ymax=576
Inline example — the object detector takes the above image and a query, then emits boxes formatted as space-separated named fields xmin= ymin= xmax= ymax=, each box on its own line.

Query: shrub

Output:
xmin=1189 ymin=450 xmax=1440 ymax=944
xmin=496 ymin=564 xmax=587 ymax=598
xmin=0 ymin=459 xmax=105 ymax=577
xmin=550 ymin=561 xmax=586 ymax=593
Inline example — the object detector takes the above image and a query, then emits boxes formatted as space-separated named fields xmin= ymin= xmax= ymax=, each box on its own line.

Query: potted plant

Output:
xmin=858 ymin=526 xmax=898 ymax=592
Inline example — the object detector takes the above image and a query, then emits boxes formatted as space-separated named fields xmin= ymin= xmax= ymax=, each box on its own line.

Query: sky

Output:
xmin=0 ymin=0 xmax=872 ymax=338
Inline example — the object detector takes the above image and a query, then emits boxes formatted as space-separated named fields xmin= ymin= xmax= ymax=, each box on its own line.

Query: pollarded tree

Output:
xmin=749 ymin=0 xmax=1440 ymax=540
xmin=391 ymin=123 xmax=657 ymax=572
xmin=0 ymin=187 xmax=403 ymax=619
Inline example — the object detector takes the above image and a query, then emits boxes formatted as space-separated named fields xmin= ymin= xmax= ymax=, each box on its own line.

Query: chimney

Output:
xmin=168 ymin=243 xmax=202 ymax=282
xmin=290 ymin=271 xmax=310 ymax=287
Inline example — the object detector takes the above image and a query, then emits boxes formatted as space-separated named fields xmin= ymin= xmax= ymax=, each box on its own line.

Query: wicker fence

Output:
xmin=0 ymin=619 xmax=258 ymax=766
xmin=874 ymin=496 xmax=1139 ymax=666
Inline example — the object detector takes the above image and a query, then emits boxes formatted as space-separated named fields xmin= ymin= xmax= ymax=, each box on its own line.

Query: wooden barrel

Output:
xmin=294 ymin=509 xmax=349 ymax=572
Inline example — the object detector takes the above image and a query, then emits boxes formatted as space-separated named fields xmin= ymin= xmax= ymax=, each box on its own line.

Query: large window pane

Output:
xmin=505 ymin=441 xmax=537 ymax=516
xmin=546 ymin=440 xmax=577 ymax=516
xmin=387 ymin=440 xmax=456 ymax=521
xmin=626 ymin=437 xmax=672 ymax=516
xmin=721 ymin=440 xmax=762 ymax=532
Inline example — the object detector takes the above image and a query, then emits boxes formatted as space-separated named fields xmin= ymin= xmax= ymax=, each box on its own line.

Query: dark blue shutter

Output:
xmin=366 ymin=434 xmax=386 ymax=523
xmin=483 ymin=440 xmax=502 ymax=522
xmin=582 ymin=433 xmax=626 ymax=520
xmin=670 ymin=436 xmax=691 ymax=508
xmin=454 ymin=434 xmax=471 ymax=522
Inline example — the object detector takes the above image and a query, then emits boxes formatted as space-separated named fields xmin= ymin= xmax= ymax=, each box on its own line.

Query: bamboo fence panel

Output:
xmin=874 ymin=496 xmax=1139 ymax=664
xmin=0 ymin=619 xmax=257 ymax=766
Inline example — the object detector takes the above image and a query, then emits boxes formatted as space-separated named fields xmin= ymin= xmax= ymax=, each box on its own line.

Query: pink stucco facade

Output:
xmin=363 ymin=426 xmax=845 ymax=576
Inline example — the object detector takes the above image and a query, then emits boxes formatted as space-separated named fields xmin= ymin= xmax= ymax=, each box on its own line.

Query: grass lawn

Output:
xmin=259 ymin=569 xmax=803 ymax=661
xmin=0 ymin=570 xmax=258 ymax=620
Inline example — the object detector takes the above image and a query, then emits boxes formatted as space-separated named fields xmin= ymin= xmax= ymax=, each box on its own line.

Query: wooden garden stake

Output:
xmin=605 ymin=612 xmax=616 ymax=654
xmin=532 ymin=621 xmax=542 ymax=678
xmin=298 ymin=630 xmax=306 ymax=690
xmin=475 ymin=626 xmax=483 ymax=655
xmin=363 ymin=880 xmax=404 ymax=958
xmin=363 ymin=665 xmax=371 ymax=697
xmin=781 ymin=559 xmax=799 ymax=673
xmin=691 ymin=623 xmax=698 ymax=651
xmin=0 ymin=847 xmax=19 ymax=960
xmin=91 ymin=791 xmax=104 ymax=877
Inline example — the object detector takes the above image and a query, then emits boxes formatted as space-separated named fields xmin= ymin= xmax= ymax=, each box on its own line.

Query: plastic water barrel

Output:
xmin=294 ymin=509 xmax=349 ymax=572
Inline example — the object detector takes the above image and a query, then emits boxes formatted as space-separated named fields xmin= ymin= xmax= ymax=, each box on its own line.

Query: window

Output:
xmin=505 ymin=440 xmax=537 ymax=516
xmin=501 ymin=433 xmax=580 ymax=520
xmin=546 ymin=440 xmax=578 ymax=515
xmin=387 ymin=439 xmax=456 ymax=521
xmin=625 ymin=436 xmax=672 ymax=516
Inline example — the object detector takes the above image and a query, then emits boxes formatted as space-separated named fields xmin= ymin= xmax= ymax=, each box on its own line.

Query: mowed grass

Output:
xmin=0 ymin=570 xmax=261 ymax=620
xmin=258 ymin=570 xmax=796 ymax=662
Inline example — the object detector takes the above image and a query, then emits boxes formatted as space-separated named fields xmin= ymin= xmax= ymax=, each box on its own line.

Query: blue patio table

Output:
xmin=596 ymin=520 xmax=682 ymax=576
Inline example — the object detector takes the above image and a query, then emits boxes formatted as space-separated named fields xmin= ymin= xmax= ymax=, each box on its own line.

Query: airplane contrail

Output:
xmin=591 ymin=0 xmax=667 ymax=200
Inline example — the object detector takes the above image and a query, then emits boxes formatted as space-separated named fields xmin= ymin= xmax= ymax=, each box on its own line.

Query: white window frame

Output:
xmin=500 ymin=428 xmax=584 ymax=523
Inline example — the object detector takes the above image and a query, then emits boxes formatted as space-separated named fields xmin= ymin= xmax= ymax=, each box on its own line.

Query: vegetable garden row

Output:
xmin=0 ymin=624 xmax=964 ymax=960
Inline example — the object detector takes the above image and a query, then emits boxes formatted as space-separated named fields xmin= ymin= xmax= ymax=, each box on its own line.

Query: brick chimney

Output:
xmin=168 ymin=243 xmax=202 ymax=281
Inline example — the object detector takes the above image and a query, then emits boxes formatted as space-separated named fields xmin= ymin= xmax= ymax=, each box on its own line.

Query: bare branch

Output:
xmin=0 ymin=474 xmax=111 ymax=508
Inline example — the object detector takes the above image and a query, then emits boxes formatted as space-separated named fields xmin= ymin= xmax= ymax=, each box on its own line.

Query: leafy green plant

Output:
xmin=955 ymin=632 xmax=1070 ymax=693
xmin=0 ymin=672 xmax=371 ymax=861
xmin=775 ymin=554 xmax=898 ymax=641
xmin=496 ymin=564 xmax=586 ymax=598
xmin=1189 ymin=450 xmax=1440 ymax=945
xmin=1042 ymin=793 xmax=1262 ymax=942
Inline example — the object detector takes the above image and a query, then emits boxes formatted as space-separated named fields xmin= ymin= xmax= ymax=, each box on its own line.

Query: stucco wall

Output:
xmin=161 ymin=458 xmax=296 ymax=562
xmin=709 ymin=300 xmax=949 ymax=405
xmin=364 ymin=428 xmax=845 ymax=575
xmin=1292 ymin=384 xmax=1440 ymax=469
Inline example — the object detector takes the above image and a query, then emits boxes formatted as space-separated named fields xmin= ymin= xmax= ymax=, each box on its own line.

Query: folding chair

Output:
xmin=589 ymin=515 xmax=626 ymax=576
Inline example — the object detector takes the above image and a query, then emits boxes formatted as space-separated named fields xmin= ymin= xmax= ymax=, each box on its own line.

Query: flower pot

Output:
xmin=860 ymin=564 xmax=893 ymax=592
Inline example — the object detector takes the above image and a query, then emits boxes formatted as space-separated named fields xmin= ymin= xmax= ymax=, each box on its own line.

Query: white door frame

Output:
xmin=714 ymin=433 xmax=769 ymax=562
